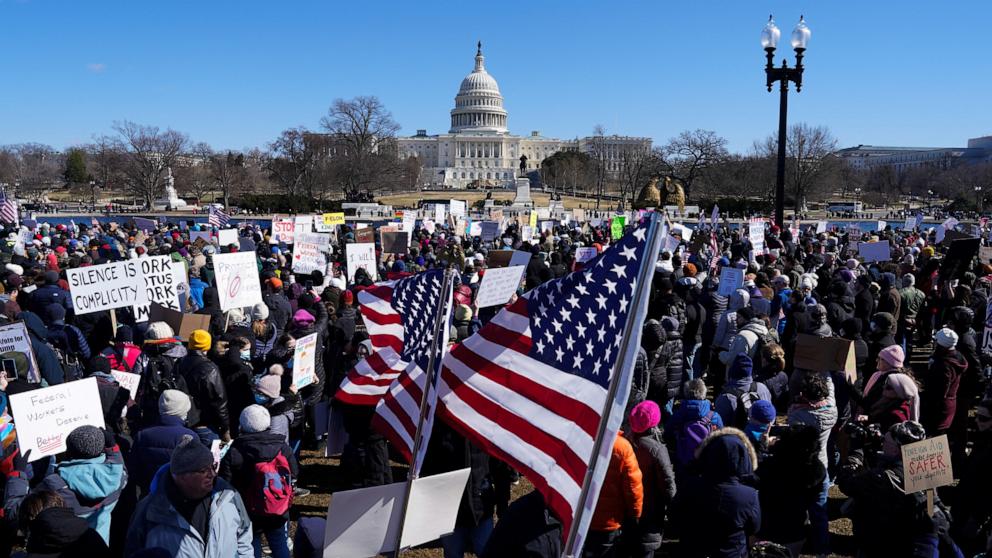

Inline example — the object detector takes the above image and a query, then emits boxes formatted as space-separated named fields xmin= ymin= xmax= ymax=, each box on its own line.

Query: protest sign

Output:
xmin=111 ymin=370 xmax=141 ymax=402
xmin=901 ymin=435 xmax=953 ymax=499
xmin=469 ymin=221 xmax=483 ymax=237
xmin=297 ymin=232 xmax=332 ymax=252
xmin=718 ymin=267 xmax=744 ymax=296
xmin=942 ymin=217 xmax=959 ymax=230
xmin=293 ymin=332 xmax=319 ymax=390
xmin=859 ymin=241 xmax=891 ymax=263
xmin=213 ymin=251 xmax=263 ymax=311
xmin=980 ymin=246 xmax=992 ymax=264
xmin=539 ymin=220 xmax=554 ymax=234
xmin=381 ymin=231 xmax=410 ymax=254
xmin=323 ymin=212 xmax=345 ymax=227
xmin=217 ymin=228 xmax=238 ymax=247
xmin=940 ymin=229 xmax=974 ymax=246
xmin=529 ymin=211 xmax=538 ymax=229
xmin=346 ymin=243 xmax=378 ymax=281
xmin=178 ymin=313 xmax=211 ymax=341
xmin=672 ymin=223 xmax=694 ymax=243
xmin=190 ymin=230 xmax=212 ymax=244
xmin=793 ymin=334 xmax=856 ymax=374
xmin=877 ymin=220 xmax=887 ymax=232
xmin=149 ymin=302 xmax=183 ymax=336
xmin=661 ymin=234 xmax=680 ymax=254
xmin=67 ymin=260 xmax=148 ymax=315
xmin=575 ymin=247 xmax=598 ymax=263
xmin=487 ymin=250 xmax=531 ymax=268
xmin=401 ymin=213 xmax=417 ymax=234
xmin=611 ymin=216 xmax=625 ymax=240
xmin=322 ymin=468 xmax=470 ymax=557
xmin=422 ymin=219 xmax=436 ymax=234
xmin=475 ymin=265 xmax=525 ymax=308
xmin=294 ymin=215 xmax=314 ymax=236
xmin=449 ymin=199 xmax=466 ymax=218
xmin=480 ymin=221 xmax=500 ymax=242
xmin=941 ymin=237 xmax=982 ymax=280
xmin=0 ymin=321 xmax=41 ymax=383
xmin=10 ymin=377 xmax=105 ymax=462
xmin=292 ymin=241 xmax=327 ymax=275
xmin=847 ymin=224 xmax=862 ymax=239
xmin=133 ymin=255 xmax=182 ymax=322
xmin=133 ymin=217 xmax=156 ymax=231
xmin=815 ymin=221 xmax=827 ymax=234
xmin=355 ymin=227 xmax=374 ymax=244
xmin=271 ymin=218 xmax=295 ymax=244
xmin=903 ymin=217 xmax=916 ymax=230
xmin=434 ymin=204 xmax=445 ymax=223
xmin=521 ymin=225 xmax=534 ymax=241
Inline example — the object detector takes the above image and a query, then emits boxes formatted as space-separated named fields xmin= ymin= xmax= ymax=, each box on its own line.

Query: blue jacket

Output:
xmin=35 ymin=443 xmax=128 ymax=544
xmin=666 ymin=398 xmax=725 ymax=435
xmin=188 ymin=277 xmax=207 ymax=310
xmin=128 ymin=415 xmax=197 ymax=492
xmin=714 ymin=378 xmax=773 ymax=428
xmin=20 ymin=311 xmax=64 ymax=385
xmin=31 ymin=283 xmax=73 ymax=313
xmin=126 ymin=466 xmax=253 ymax=558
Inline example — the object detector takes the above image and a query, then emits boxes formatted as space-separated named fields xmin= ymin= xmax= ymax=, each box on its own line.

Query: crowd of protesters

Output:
xmin=0 ymin=211 xmax=989 ymax=558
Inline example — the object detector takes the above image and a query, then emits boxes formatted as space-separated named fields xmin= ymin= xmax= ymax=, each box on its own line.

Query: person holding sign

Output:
xmin=836 ymin=421 xmax=956 ymax=558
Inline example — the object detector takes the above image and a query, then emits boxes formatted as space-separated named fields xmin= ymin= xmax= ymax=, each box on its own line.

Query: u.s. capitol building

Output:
xmin=397 ymin=43 xmax=651 ymax=189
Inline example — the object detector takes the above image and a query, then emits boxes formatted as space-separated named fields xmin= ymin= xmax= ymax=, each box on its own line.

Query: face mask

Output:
xmin=254 ymin=393 xmax=270 ymax=405
xmin=240 ymin=350 xmax=251 ymax=361
xmin=285 ymin=358 xmax=294 ymax=370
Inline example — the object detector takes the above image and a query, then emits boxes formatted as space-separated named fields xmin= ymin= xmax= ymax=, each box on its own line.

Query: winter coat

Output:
xmin=215 ymin=348 xmax=256 ymax=434
xmin=125 ymin=467 xmax=253 ymax=558
xmin=675 ymin=428 xmax=761 ymax=558
xmin=263 ymin=290 xmax=293 ymax=332
xmin=134 ymin=342 xmax=191 ymax=428
xmin=922 ymin=347 xmax=968 ymax=432
xmin=757 ymin=440 xmax=826 ymax=545
xmin=30 ymin=283 xmax=73 ymax=314
xmin=35 ymin=442 xmax=128 ymax=544
xmin=287 ymin=303 xmax=328 ymax=403
xmin=643 ymin=322 xmax=684 ymax=405
xmin=188 ymin=276 xmax=208 ymax=310
xmin=720 ymin=320 xmax=769 ymax=366
xmin=421 ymin=421 xmax=494 ymax=528
xmin=479 ymin=490 xmax=562 ymax=558
xmin=47 ymin=322 xmax=92 ymax=363
xmin=20 ymin=311 xmax=64 ymax=385
xmin=665 ymin=398 xmax=725 ymax=444
xmin=176 ymin=351 xmax=230 ymax=435
xmin=630 ymin=430 xmax=676 ymax=549
xmin=952 ymin=431 xmax=992 ymax=553
xmin=715 ymin=378 xmax=772 ymax=428
xmin=899 ymin=286 xmax=926 ymax=320
xmin=713 ymin=290 xmax=748 ymax=351
xmin=701 ymin=288 xmax=728 ymax=347
xmin=589 ymin=432 xmax=643 ymax=532
xmin=649 ymin=291 xmax=686 ymax=335
xmin=252 ymin=321 xmax=279 ymax=366
xmin=877 ymin=287 xmax=902 ymax=322
xmin=220 ymin=429 xmax=299 ymax=525
xmin=788 ymin=400 xmax=838 ymax=471
xmin=262 ymin=393 xmax=300 ymax=443
xmin=825 ymin=291 xmax=856 ymax=332
xmin=24 ymin=506 xmax=109 ymax=558
xmin=128 ymin=415 xmax=198 ymax=492
xmin=678 ymin=283 xmax=707 ymax=348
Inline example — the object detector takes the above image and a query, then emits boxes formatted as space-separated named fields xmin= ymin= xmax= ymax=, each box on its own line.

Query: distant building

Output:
xmin=835 ymin=136 xmax=992 ymax=173
xmin=396 ymin=43 xmax=651 ymax=189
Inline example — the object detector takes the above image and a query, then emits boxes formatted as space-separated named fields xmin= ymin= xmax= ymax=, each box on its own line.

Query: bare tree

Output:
xmin=112 ymin=121 xmax=190 ymax=208
xmin=590 ymin=125 xmax=608 ymax=208
xmin=703 ymin=153 xmax=777 ymax=202
xmin=658 ymin=129 xmax=730 ymax=197
xmin=0 ymin=144 xmax=63 ymax=200
xmin=617 ymin=146 xmax=663 ymax=211
xmin=173 ymin=142 xmax=214 ymax=204
xmin=209 ymin=151 xmax=248 ymax=209
xmin=266 ymin=127 xmax=315 ymax=199
xmin=319 ymin=96 xmax=402 ymax=200
xmin=759 ymin=123 xmax=839 ymax=213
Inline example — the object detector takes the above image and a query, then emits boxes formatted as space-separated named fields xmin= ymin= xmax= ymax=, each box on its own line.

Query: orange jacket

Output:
xmin=589 ymin=432 xmax=644 ymax=532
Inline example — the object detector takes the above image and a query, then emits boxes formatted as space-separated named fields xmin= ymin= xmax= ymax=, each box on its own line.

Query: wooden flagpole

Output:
xmin=389 ymin=268 xmax=455 ymax=556
xmin=562 ymin=211 xmax=663 ymax=558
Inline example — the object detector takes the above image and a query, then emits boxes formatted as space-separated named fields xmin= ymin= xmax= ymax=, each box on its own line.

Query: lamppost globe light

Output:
xmin=791 ymin=15 xmax=811 ymax=50
xmin=761 ymin=15 xmax=781 ymax=49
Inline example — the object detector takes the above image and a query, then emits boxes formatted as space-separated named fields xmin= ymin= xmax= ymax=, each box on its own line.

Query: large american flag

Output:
xmin=208 ymin=205 xmax=230 ymax=228
xmin=0 ymin=191 xmax=17 ymax=225
xmin=335 ymin=269 xmax=451 ymax=475
xmin=437 ymin=216 xmax=659 ymax=551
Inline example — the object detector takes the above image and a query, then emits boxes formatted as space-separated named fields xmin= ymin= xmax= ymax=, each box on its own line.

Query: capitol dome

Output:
xmin=450 ymin=42 xmax=508 ymax=134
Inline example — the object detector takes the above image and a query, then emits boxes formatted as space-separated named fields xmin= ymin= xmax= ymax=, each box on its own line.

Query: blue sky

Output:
xmin=1 ymin=0 xmax=990 ymax=153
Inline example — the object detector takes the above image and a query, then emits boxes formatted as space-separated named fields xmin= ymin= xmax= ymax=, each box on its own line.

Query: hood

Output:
xmin=18 ymin=311 xmax=49 ymax=341
xmin=727 ymin=353 xmax=754 ymax=382
xmin=25 ymin=507 xmax=100 ymax=554
xmin=695 ymin=427 xmax=758 ymax=482
xmin=680 ymin=398 xmax=715 ymax=421
xmin=740 ymin=321 xmax=768 ymax=338
xmin=729 ymin=289 xmax=750 ymax=311
xmin=642 ymin=320 xmax=665 ymax=353
xmin=937 ymin=348 xmax=969 ymax=373
xmin=56 ymin=455 xmax=125 ymax=501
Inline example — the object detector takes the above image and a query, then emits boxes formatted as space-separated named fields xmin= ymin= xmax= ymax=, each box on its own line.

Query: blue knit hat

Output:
xmin=749 ymin=399 xmax=776 ymax=424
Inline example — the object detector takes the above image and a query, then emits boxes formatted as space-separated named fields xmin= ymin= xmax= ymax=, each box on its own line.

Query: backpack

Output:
xmin=245 ymin=449 xmax=294 ymax=517
xmin=51 ymin=345 xmax=84 ymax=382
xmin=676 ymin=410 xmax=718 ymax=466
xmin=733 ymin=382 xmax=762 ymax=428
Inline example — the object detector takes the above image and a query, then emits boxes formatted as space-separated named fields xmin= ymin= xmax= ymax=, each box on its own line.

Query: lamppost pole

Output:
xmin=762 ymin=15 xmax=810 ymax=227
xmin=975 ymin=186 xmax=983 ymax=215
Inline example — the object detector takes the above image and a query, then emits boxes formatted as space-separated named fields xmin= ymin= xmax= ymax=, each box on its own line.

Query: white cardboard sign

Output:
xmin=217 ymin=228 xmax=238 ymax=247
xmin=292 ymin=242 xmax=327 ymax=275
xmin=133 ymin=255 xmax=183 ymax=322
xmin=271 ymin=218 xmax=295 ymax=244
xmin=297 ymin=232 xmax=332 ymax=252
xmin=67 ymin=260 xmax=149 ymax=315
xmin=0 ymin=321 xmax=41 ymax=383
xmin=293 ymin=332 xmax=319 ymax=390
xmin=212 ymin=251 xmax=263 ymax=311
xmin=475 ymin=265 xmax=525 ymax=308
xmin=322 ymin=468 xmax=471 ymax=558
xmin=10 ymin=377 xmax=106 ymax=462
xmin=111 ymin=370 xmax=141 ymax=401
xmin=449 ymin=199 xmax=466 ymax=218
xmin=345 ymin=243 xmax=378 ymax=282
xmin=901 ymin=434 xmax=953 ymax=494
xmin=295 ymin=215 xmax=314 ymax=236
xmin=575 ymin=247 xmax=598 ymax=263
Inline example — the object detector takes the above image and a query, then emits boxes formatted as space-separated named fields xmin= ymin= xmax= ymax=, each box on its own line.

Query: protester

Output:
xmin=626 ymin=401 xmax=676 ymax=557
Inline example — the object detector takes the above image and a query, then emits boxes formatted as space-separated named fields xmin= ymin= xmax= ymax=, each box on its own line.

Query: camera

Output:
xmin=844 ymin=420 xmax=883 ymax=451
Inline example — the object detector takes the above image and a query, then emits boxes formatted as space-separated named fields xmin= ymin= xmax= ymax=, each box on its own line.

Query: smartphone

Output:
xmin=2 ymin=358 xmax=18 ymax=381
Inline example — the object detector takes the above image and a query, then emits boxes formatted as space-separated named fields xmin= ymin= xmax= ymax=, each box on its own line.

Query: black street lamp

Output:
xmin=975 ymin=186 xmax=984 ymax=215
xmin=762 ymin=15 xmax=811 ymax=227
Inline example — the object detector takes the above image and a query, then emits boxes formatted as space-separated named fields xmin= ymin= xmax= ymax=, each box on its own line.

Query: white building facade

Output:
xmin=398 ymin=43 xmax=651 ymax=189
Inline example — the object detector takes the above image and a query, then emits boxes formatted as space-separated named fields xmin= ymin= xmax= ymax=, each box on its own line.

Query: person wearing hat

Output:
xmin=126 ymin=435 xmax=253 ymax=558
xmin=921 ymin=327 xmax=968 ymax=438
xmin=17 ymin=425 xmax=128 ymax=545
xmin=626 ymin=400 xmax=675 ymax=556
xmin=29 ymin=269 xmax=72 ymax=315
xmin=133 ymin=321 xmax=192 ymax=429
xmin=837 ymin=421 xmax=953 ymax=558
xmin=43 ymin=302 xmax=91 ymax=378
xmin=220 ymin=405 xmax=299 ymax=558
xmin=100 ymin=324 xmax=143 ymax=374
xmin=250 ymin=302 xmax=279 ymax=366
xmin=743 ymin=399 xmax=776 ymax=457
xmin=262 ymin=277 xmax=292 ymax=332
xmin=175 ymin=329 xmax=231 ymax=442
xmin=128 ymin=390 xmax=199 ymax=493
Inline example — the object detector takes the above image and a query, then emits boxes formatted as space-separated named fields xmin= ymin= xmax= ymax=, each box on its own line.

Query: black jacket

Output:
xmin=263 ymin=290 xmax=293 ymax=332
xmin=422 ymin=421 xmax=493 ymax=528
xmin=176 ymin=351 xmax=230 ymax=434
xmin=480 ymin=490 xmax=561 ymax=558
xmin=25 ymin=506 xmax=109 ymax=557
xmin=19 ymin=311 xmax=64 ymax=385
xmin=215 ymin=347 xmax=256 ymax=434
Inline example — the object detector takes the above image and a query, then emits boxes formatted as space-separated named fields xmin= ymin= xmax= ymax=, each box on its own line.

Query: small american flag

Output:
xmin=208 ymin=205 xmax=230 ymax=228
xmin=0 ymin=191 xmax=17 ymax=225
xmin=437 ymin=216 xmax=659 ymax=551
xmin=335 ymin=269 xmax=452 ymax=475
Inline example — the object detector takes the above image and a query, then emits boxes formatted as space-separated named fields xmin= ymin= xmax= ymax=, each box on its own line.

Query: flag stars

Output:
xmin=551 ymin=319 xmax=563 ymax=333
xmin=535 ymin=339 xmax=545 ymax=354
xmin=619 ymin=296 xmax=629 ymax=313
xmin=592 ymin=360 xmax=602 ymax=375
xmin=607 ymin=311 xmax=618 ymax=329
xmin=620 ymin=245 xmax=637 ymax=261
xmin=611 ymin=264 xmax=628 ymax=279
xmin=575 ymin=323 xmax=587 ymax=339
xmin=604 ymin=279 xmax=617 ymax=295
xmin=585 ymin=308 xmax=597 ymax=324
xmin=596 ymin=294 xmax=608 ymax=309
xmin=555 ymin=347 xmax=564 ymax=362
xmin=559 ymin=307 xmax=572 ymax=323
xmin=566 ymin=295 xmax=580 ymax=309
xmin=573 ymin=354 xmax=585 ymax=369
xmin=565 ymin=336 xmax=575 ymax=351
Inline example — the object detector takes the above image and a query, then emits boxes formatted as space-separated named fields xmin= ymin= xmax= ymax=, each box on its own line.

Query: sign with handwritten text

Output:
xmin=10 ymin=378 xmax=105 ymax=462
xmin=901 ymin=434 xmax=953 ymax=494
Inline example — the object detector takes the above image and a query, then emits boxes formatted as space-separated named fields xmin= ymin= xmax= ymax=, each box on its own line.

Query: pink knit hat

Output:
xmin=629 ymin=400 xmax=662 ymax=434
xmin=878 ymin=345 xmax=905 ymax=371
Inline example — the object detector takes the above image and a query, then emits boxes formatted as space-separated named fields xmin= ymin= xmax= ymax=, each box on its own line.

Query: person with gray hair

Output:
xmin=128 ymin=390 xmax=199 ymax=493
xmin=126 ymin=435 xmax=253 ymax=558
